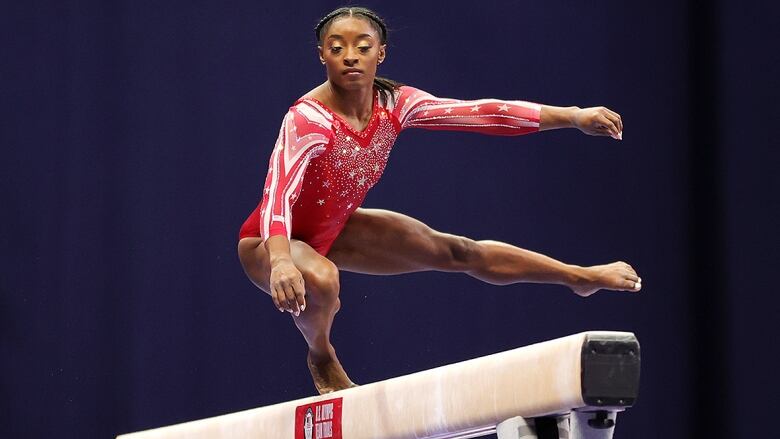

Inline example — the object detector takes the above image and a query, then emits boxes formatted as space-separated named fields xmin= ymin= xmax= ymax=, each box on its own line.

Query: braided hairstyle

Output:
xmin=315 ymin=6 xmax=404 ymax=105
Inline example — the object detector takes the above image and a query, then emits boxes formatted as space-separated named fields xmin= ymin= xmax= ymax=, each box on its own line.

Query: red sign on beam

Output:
xmin=295 ymin=397 xmax=343 ymax=439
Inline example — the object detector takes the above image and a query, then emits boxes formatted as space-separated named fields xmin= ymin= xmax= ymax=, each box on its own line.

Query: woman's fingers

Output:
xmin=597 ymin=114 xmax=620 ymax=138
xmin=269 ymin=262 xmax=306 ymax=315
xmin=295 ymin=278 xmax=307 ymax=313
xmin=288 ymin=278 xmax=306 ymax=315
xmin=580 ymin=107 xmax=623 ymax=139
xmin=275 ymin=287 xmax=289 ymax=313
xmin=271 ymin=281 xmax=296 ymax=314
xmin=621 ymin=278 xmax=641 ymax=291
xmin=279 ymin=286 xmax=292 ymax=313
xmin=604 ymin=107 xmax=623 ymax=133
xmin=623 ymin=275 xmax=642 ymax=291
xmin=271 ymin=286 xmax=284 ymax=312
xmin=606 ymin=116 xmax=622 ymax=139
xmin=282 ymin=283 xmax=300 ymax=316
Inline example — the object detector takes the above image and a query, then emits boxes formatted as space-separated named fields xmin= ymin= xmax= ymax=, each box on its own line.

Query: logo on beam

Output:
xmin=295 ymin=397 xmax=343 ymax=439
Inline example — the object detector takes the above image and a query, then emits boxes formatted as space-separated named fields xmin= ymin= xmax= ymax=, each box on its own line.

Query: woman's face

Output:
xmin=318 ymin=16 xmax=386 ymax=91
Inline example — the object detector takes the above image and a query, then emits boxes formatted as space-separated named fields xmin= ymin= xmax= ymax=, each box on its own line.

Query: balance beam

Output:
xmin=117 ymin=331 xmax=640 ymax=439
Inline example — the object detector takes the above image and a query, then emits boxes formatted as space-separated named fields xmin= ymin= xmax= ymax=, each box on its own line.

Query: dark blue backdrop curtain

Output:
xmin=1 ymin=1 xmax=777 ymax=438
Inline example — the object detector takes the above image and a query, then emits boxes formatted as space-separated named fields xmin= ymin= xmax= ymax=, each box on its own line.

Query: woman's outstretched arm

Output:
xmin=394 ymin=86 xmax=623 ymax=139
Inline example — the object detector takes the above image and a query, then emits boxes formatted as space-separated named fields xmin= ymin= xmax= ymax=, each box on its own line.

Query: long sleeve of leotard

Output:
xmin=260 ymin=103 xmax=332 ymax=239
xmin=392 ymin=85 xmax=541 ymax=135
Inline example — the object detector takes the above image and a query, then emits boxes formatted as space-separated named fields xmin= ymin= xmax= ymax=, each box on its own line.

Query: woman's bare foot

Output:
xmin=570 ymin=261 xmax=642 ymax=297
xmin=307 ymin=347 xmax=357 ymax=394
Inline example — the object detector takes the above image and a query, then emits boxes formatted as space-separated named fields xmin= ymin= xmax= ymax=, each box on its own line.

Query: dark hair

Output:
xmin=315 ymin=6 xmax=404 ymax=105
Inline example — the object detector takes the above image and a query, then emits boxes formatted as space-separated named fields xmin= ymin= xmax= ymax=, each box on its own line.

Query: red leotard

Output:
xmin=239 ymin=85 xmax=542 ymax=255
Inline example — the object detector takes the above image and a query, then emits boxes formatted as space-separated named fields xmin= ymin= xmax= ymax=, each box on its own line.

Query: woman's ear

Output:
xmin=317 ymin=46 xmax=325 ymax=64
xmin=378 ymin=44 xmax=386 ymax=64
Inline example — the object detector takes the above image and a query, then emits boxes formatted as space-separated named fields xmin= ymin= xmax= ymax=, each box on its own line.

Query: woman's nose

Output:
xmin=344 ymin=48 xmax=358 ymax=64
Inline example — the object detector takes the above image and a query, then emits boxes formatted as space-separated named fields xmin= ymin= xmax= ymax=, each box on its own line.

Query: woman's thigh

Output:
xmin=327 ymin=208 xmax=474 ymax=275
xmin=237 ymin=237 xmax=336 ymax=295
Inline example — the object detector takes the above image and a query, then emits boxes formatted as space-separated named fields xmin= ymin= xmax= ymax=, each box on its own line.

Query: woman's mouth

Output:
xmin=343 ymin=69 xmax=364 ymax=76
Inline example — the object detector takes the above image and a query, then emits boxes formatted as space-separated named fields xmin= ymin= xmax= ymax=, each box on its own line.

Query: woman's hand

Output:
xmin=269 ymin=257 xmax=306 ymax=316
xmin=572 ymin=106 xmax=623 ymax=140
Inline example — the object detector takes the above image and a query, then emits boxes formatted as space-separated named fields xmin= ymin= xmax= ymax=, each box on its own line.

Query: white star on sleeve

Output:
xmin=470 ymin=105 xmax=481 ymax=112
xmin=317 ymin=199 xmax=325 ymax=206
xmin=443 ymin=107 xmax=453 ymax=114
xmin=498 ymin=104 xmax=510 ymax=112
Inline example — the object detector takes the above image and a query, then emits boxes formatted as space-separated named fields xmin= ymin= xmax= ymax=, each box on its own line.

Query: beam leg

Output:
xmin=496 ymin=415 xmax=569 ymax=439
xmin=570 ymin=410 xmax=618 ymax=439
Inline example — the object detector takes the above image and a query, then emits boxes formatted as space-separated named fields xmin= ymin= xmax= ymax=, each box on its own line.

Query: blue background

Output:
xmin=2 ymin=1 xmax=777 ymax=438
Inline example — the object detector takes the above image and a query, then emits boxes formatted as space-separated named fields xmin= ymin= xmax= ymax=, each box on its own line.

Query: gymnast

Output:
xmin=238 ymin=6 xmax=641 ymax=394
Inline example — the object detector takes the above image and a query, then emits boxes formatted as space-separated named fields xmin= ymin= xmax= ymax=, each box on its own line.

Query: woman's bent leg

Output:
xmin=238 ymin=237 xmax=355 ymax=394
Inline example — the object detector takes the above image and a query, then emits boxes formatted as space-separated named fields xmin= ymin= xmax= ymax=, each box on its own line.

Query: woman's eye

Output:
xmin=359 ymin=47 xmax=370 ymax=52
xmin=330 ymin=47 xmax=342 ymax=53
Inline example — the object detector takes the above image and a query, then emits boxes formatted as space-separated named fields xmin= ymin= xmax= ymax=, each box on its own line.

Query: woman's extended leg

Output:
xmin=238 ymin=237 xmax=356 ymax=394
xmin=326 ymin=209 xmax=641 ymax=296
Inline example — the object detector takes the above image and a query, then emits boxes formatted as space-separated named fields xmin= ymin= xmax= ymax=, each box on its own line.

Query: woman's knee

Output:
xmin=303 ymin=259 xmax=340 ymax=306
